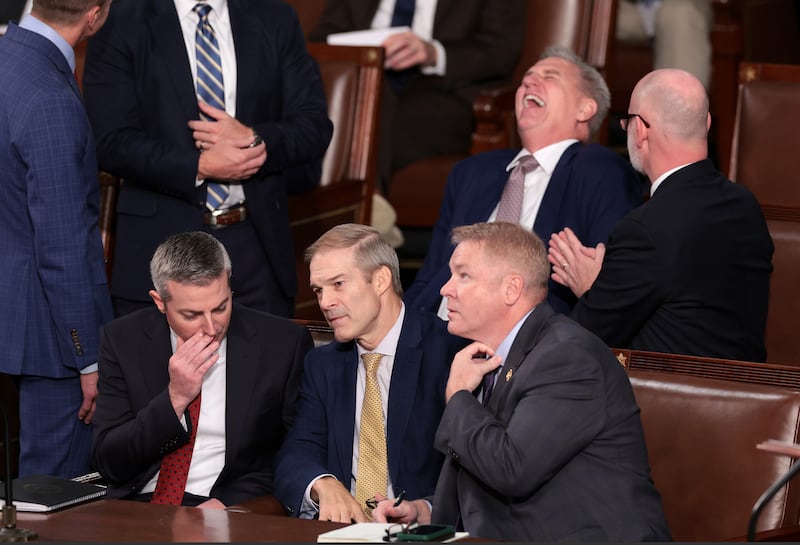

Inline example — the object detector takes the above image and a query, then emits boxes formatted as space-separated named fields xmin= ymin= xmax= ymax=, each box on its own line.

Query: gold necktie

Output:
xmin=354 ymin=352 xmax=388 ymax=518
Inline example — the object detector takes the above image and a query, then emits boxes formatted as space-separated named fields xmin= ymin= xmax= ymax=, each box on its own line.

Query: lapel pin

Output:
xmin=505 ymin=369 xmax=513 ymax=382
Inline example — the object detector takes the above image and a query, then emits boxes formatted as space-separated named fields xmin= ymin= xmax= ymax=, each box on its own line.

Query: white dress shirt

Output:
xmin=174 ymin=0 xmax=244 ymax=206
xmin=142 ymin=331 xmax=227 ymax=498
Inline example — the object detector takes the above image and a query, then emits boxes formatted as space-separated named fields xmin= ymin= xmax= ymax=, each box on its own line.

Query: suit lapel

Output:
xmin=147 ymin=0 xmax=198 ymax=123
xmin=470 ymin=160 xmax=511 ymax=223
xmin=140 ymin=311 xmax=173 ymax=399
xmin=332 ymin=345 xmax=358 ymax=480
xmin=486 ymin=304 xmax=553 ymax=407
xmin=223 ymin=309 xmax=260 ymax=461
xmin=386 ymin=312 xmax=424 ymax=483
xmin=227 ymin=0 xmax=259 ymax=120
xmin=532 ymin=142 xmax=580 ymax=239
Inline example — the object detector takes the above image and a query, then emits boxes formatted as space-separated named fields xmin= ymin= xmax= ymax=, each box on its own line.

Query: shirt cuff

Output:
xmin=300 ymin=473 xmax=338 ymax=519
xmin=420 ymin=39 xmax=446 ymax=76
xmin=80 ymin=363 xmax=98 ymax=374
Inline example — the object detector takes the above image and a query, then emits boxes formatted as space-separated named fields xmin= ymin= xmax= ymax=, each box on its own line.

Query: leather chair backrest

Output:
xmin=288 ymin=44 xmax=384 ymax=319
xmin=514 ymin=0 xmax=616 ymax=83
xmin=631 ymin=369 xmax=800 ymax=541
xmin=730 ymin=63 xmax=800 ymax=365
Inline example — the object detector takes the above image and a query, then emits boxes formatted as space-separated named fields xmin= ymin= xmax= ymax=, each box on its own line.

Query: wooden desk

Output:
xmin=16 ymin=499 xmax=346 ymax=542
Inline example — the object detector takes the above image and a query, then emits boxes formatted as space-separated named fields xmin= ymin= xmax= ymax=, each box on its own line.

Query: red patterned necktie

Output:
xmin=151 ymin=394 xmax=201 ymax=505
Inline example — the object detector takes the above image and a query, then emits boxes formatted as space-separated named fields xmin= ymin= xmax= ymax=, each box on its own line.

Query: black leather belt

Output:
xmin=204 ymin=205 xmax=247 ymax=228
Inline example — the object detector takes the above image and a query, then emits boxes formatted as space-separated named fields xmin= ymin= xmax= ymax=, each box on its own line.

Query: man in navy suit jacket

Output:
xmin=83 ymin=0 xmax=332 ymax=317
xmin=0 ymin=0 xmax=114 ymax=478
xmin=404 ymin=45 xmax=644 ymax=317
xmin=549 ymin=69 xmax=773 ymax=361
xmin=376 ymin=223 xmax=670 ymax=541
xmin=273 ymin=224 xmax=465 ymax=522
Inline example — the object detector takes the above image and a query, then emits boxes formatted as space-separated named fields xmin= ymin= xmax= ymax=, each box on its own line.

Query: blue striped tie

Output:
xmin=194 ymin=3 xmax=229 ymax=211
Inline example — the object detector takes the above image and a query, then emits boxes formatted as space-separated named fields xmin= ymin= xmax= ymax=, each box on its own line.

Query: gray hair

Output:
xmin=150 ymin=231 xmax=232 ymax=301
xmin=451 ymin=222 xmax=549 ymax=294
xmin=305 ymin=223 xmax=403 ymax=297
xmin=540 ymin=44 xmax=611 ymax=137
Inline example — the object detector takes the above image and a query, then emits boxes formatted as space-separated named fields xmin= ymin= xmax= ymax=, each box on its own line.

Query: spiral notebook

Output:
xmin=0 ymin=474 xmax=106 ymax=513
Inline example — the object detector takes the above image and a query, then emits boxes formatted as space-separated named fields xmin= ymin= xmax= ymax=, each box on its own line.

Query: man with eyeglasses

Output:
xmin=404 ymin=45 xmax=644 ymax=319
xmin=549 ymin=68 xmax=773 ymax=361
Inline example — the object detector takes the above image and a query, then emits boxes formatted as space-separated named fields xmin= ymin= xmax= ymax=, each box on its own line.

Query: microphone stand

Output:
xmin=0 ymin=399 xmax=36 ymax=542
xmin=747 ymin=458 xmax=800 ymax=541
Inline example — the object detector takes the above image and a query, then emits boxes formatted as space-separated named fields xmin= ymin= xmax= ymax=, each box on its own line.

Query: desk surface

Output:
xmin=16 ymin=499 xmax=346 ymax=542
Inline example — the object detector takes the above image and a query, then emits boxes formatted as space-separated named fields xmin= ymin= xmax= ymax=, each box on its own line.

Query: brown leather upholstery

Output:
xmin=389 ymin=0 xmax=618 ymax=230
xmin=289 ymin=44 xmax=383 ymax=319
xmin=631 ymin=370 xmax=800 ymax=540
xmin=729 ymin=62 xmax=800 ymax=366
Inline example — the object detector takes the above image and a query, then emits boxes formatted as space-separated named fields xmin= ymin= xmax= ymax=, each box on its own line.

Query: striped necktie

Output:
xmin=496 ymin=155 xmax=539 ymax=223
xmin=194 ymin=3 xmax=229 ymax=211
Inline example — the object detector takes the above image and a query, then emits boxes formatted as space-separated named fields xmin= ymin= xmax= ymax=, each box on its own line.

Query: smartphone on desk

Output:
xmin=395 ymin=524 xmax=455 ymax=542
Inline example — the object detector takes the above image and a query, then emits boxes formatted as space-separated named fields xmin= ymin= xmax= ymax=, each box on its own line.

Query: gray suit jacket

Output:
xmin=432 ymin=303 xmax=671 ymax=541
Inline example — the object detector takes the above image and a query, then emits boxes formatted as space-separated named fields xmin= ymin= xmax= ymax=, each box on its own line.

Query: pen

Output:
xmin=393 ymin=490 xmax=406 ymax=507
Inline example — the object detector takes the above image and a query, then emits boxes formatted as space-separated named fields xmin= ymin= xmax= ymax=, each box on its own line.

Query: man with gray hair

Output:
xmin=92 ymin=231 xmax=312 ymax=508
xmin=405 ymin=45 xmax=644 ymax=318
xmin=376 ymin=222 xmax=670 ymax=540
xmin=274 ymin=224 xmax=466 ymax=522
xmin=549 ymin=69 xmax=773 ymax=361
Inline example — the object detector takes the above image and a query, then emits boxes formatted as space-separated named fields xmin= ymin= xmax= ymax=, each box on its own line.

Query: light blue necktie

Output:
xmin=194 ymin=3 xmax=229 ymax=211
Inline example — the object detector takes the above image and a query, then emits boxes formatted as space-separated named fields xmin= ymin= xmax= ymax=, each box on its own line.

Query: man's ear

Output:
xmin=372 ymin=265 xmax=393 ymax=296
xmin=149 ymin=289 xmax=167 ymax=314
xmin=577 ymin=97 xmax=598 ymax=124
xmin=503 ymin=273 xmax=524 ymax=306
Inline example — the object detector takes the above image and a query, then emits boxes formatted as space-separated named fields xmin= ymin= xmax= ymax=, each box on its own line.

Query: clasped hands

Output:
xmin=189 ymin=101 xmax=265 ymax=181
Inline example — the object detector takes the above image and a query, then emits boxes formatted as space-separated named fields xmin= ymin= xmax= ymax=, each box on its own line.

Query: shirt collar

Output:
xmin=650 ymin=162 xmax=693 ymax=196
xmin=175 ymin=0 xmax=227 ymax=22
xmin=494 ymin=308 xmax=534 ymax=363
xmin=357 ymin=304 xmax=405 ymax=360
xmin=507 ymin=139 xmax=579 ymax=177
xmin=19 ymin=14 xmax=75 ymax=72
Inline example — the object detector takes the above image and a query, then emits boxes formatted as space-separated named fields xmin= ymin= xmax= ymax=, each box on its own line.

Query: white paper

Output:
xmin=326 ymin=26 xmax=411 ymax=47
xmin=317 ymin=522 xmax=468 ymax=543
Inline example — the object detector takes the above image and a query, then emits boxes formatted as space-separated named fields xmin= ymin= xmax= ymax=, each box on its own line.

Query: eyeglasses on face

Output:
xmin=619 ymin=113 xmax=651 ymax=131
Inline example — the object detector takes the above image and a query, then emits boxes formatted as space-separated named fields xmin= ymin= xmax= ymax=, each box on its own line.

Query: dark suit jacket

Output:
xmin=573 ymin=159 xmax=774 ymax=361
xmin=92 ymin=304 xmax=313 ymax=506
xmin=83 ymin=0 xmax=332 ymax=304
xmin=404 ymin=144 xmax=644 ymax=315
xmin=432 ymin=303 xmax=671 ymax=541
xmin=273 ymin=309 xmax=466 ymax=516
xmin=0 ymin=23 xmax=113 ymax=379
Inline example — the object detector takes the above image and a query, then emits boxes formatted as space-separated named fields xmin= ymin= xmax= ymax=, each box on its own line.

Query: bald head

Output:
xmin=626 ymin=69 xmax=711 ymax=180
xmin=632 ymin=69 xmax=709 ymax=143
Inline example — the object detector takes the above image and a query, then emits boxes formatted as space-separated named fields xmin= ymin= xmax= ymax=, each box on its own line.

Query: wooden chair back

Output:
xmin=289 ymin=44 xmax=384 ymax=319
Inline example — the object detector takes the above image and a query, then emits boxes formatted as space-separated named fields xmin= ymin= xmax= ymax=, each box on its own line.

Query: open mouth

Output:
xmin=524 ymin=94 xmax=545 ymax=107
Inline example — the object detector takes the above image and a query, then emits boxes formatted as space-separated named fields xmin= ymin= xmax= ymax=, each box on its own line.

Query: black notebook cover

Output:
xmin=0 ymin=474 xmax=106 ymax=512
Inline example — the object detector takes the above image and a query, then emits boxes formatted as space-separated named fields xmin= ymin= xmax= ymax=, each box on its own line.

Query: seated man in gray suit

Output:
xmin=375 ymin=222 xmax=671 ymax=541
